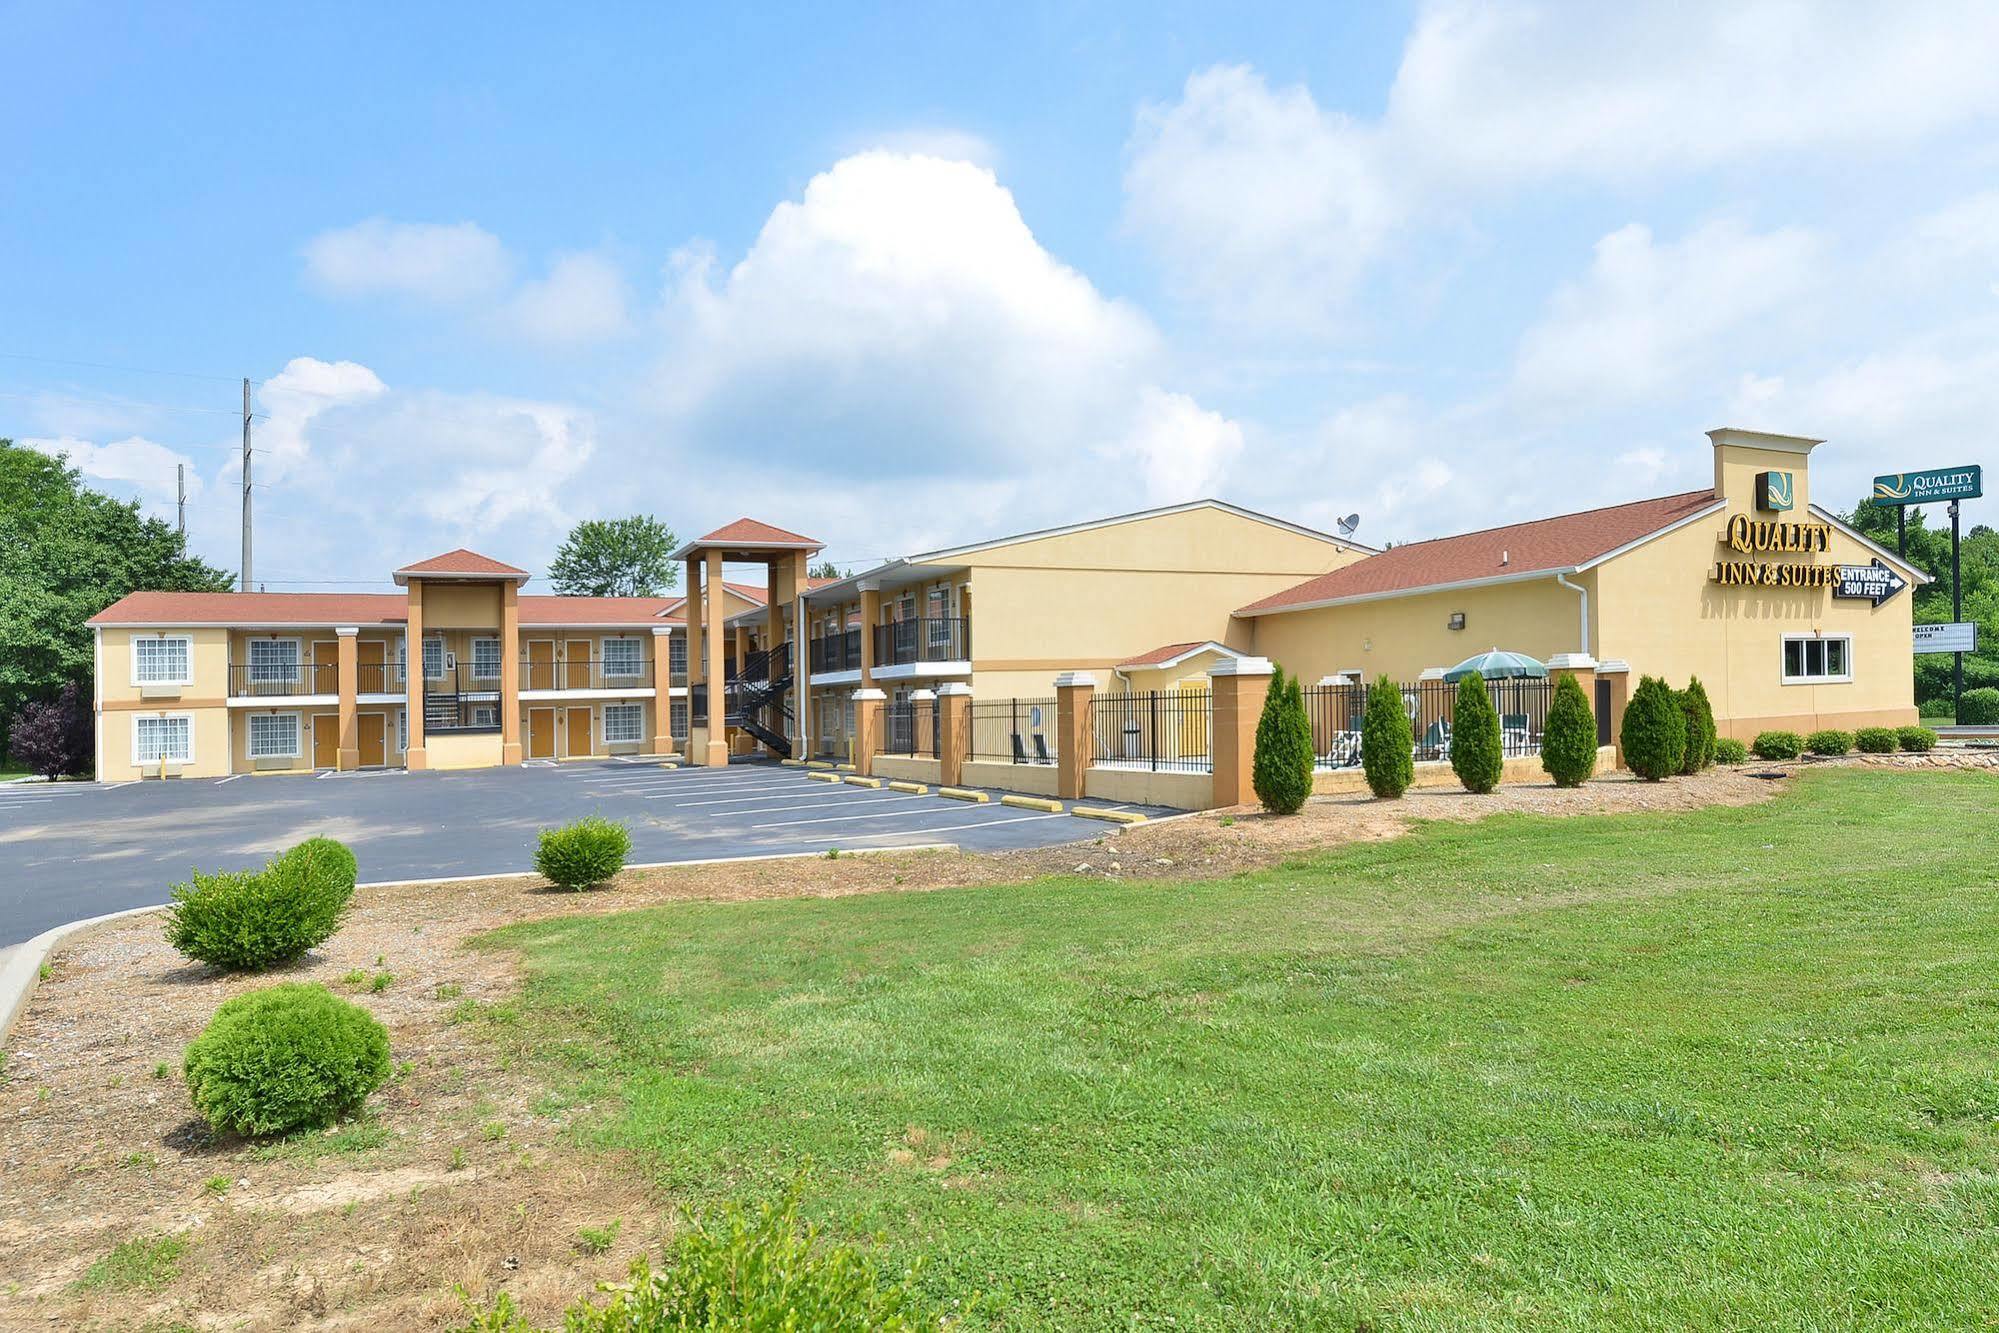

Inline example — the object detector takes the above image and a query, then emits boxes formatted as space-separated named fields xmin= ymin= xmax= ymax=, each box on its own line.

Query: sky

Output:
xmin=4 ymin=1 xmax=1997 ymax=590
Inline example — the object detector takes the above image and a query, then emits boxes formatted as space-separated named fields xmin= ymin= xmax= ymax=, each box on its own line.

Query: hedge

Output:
xmin=1621 ymin=676 xmax=1685 ymax=781
xmin=1448 ymin=675 xmax=1502 ymax=794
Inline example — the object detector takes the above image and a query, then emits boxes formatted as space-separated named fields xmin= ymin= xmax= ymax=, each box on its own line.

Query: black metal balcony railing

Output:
xmin=228 ymin=663 xmax=339 ymax=697
xmin=809 ymin=628 xmax=863 ymax=674
xmin=518 ymin=656 xmax=654 ymax=691
xmin=422 ymin=664 xmax=501 ymax=734
xmin=874 ymin=617 xmax=970 ymax=666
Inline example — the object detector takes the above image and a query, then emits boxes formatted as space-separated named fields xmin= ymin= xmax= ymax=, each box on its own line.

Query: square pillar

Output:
xmin=650 ymin=626 xmax=676 ymax=755
xmin=792 ymin=551 xmax=813 ymax=758
xmin=852 ymin=688 xmax=885 ymax=776
xmin=859 ymin=587 xmax=881 ymax=687
xmin=1595 ymin=659 xmax=1631 ymax=766
xmin=500 ymin=581 xmax=522 ymax=765
xmin=335 ymin=626 xmax=360 ymax=771
xmin=765 ymin=556 xmax=785 ymax=690
xmin=936 ymin=683 xmax=972 ymax=787
xmin=1054 ymin=671 xmax=1095 ymax=800
xmin=684 ymin=557 xmax=704 ymax=762
xmin=403 ymin=581 xmax=427 ymax=771
xmin=702 ymin=549 xmax=729 ymax=767
xmin=1208 ymin=656 xmax=1275 ymax=808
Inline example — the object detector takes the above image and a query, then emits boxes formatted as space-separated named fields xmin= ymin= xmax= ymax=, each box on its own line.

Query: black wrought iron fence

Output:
xmin=970 ymin=696 xmax=1057 ymax=764
xmin=1301 ymin=676 xmax=1555 ymax=768
xmin=1090 ymin=689 xmax=1212 ymax=773
xmin=884 ymin=699 xmax=938 ymax=757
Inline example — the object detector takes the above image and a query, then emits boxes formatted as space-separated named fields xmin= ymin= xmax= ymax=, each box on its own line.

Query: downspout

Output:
xmin=1555 ymin=571 xmax=1590 ymax=658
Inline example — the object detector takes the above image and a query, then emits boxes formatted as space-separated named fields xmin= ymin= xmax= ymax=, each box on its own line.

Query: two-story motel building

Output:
xmin=87 ymin=428 xmax=1922 ymax=781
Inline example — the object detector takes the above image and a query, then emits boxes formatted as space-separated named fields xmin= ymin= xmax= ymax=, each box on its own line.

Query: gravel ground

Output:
xmin=1 ymin=754 xmax=1988 ymax=1330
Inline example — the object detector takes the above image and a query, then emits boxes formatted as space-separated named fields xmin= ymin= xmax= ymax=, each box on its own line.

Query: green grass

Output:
xmin=471 ymin=769 xmax=1999 ymax=1330
xmin=75 ymin=1234 xmax=187 ymax=1291
xmin=244 ymin=1117 xmax=388 ymax=1163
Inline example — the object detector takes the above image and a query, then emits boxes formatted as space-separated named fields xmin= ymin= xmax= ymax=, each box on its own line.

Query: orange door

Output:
xmin=312 ymin=639 xmax=338 ymax=694
xmin=356 ymin=639 xmax=387 ymax=694
xmin=527 ymin=708 xmax=556 ymax=759
xmin=565 ymin=639 xmax=592 ymax=689
xmin=311 ymin=714 xmax=339 ymax=768
xmin=527 ymin=640 xmax=555 ymax=690
xmin=357 ymin=713 xmax=387 ymax=767
xmin=564 ymin=706 xmax=593 ymax=758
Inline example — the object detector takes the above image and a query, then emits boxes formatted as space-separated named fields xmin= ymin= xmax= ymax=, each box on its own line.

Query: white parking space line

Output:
xmin=710 ymin=794 xmax=926 ymax=818
xmin=103 ymin=782 xmax=137 ymax=791
xmin=861 ymin=812 xmax=1068 ymax=837
xmin=214 ymin=774 xmax=244 ymax=785
xmin=649 ymin=785 xmax=823 ymax=806
xmin=752 ymin=802 xmax=1050 ymax=830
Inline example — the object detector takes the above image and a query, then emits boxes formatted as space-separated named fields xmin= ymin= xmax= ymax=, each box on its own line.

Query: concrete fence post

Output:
xmin=1594 ymin=658 xmax=1631 ymax=766
xmin=936 ymin=683 xmax=972 ymax=787
xmin=1207 ymin=656 xmax=1275 ymax=808
xmin=851 ymin=688 xmax=885 ymax=777
xmin=1054 ymin=671 xmax=1095 ymax=800
xmin=649 ymin=626 xmax=676 ymax=755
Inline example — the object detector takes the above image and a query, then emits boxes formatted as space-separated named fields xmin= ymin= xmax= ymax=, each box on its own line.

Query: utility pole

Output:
xmin=240 ymin=376 xmax=253 ymax=592
xmin=1950 ymin=497 xmax=1963 ymax=721
xmin=176 ymin=463 xmax=186 ymax=546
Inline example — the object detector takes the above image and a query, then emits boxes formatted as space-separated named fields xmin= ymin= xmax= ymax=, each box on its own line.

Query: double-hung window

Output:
xmin=1782 ymin=634 xmax=1852 ymax=684
xmin=602 ymin=638 xmax=642 ymax=679
xmin=668 ymin=634 xmax=687 ymax=676
xmin=248 ymin=712 xmax=300 ymax=758
xmin=134 ymin=636 xmax=191 ymax=686
xmin=248 ymin=638 xmax=300 ymax=686
xmin=603 ymin=702 xmax=644 ymax=743
xmin=423 ymin=637 xmax=446 ymax=681
xmin=471 ymin=637 xmax=502 ymax=680
xmin=927 ymin=586 xmax=953 ymax=650
xmin=397 ymin=709 xmax=409 ymax=752
xmin=669 ymin=700 xmax=689 ymax=738
xmin=134 ymin=714 xmax=191 ymax=764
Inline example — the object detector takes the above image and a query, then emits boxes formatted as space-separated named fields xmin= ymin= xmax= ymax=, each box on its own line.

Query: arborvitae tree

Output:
xmin=1360 ymin=675 xmax=1414 ymax=798
xmin=1621 ymin=674 xmax=1686 ymax=781
xmin=1540 ymin=673 xmax=1597 ymax=788
xmin=1252 ymin=666 xmax=1314 ymax=815
xmin=1682 ymin=676 xmax=1718 ymax=772
xmin=1449 ymin=674 xmax=1503 ymax=794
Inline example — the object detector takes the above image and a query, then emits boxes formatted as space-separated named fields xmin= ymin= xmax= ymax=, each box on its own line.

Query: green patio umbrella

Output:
xmin=1441 ymin=648 xmax=1548 ymax=682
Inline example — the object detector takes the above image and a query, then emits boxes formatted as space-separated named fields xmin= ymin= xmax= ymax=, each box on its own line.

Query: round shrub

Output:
xmin=1805 ymin=728 xmax=1853 ymax=756
xmin=1854 ymin=727 xmax=1898 ymax=754
xmin=1621 ymin=675 xmax=1685 ymax=781
xmin=1715 ymin=737 xmax=1749 ymax=765
xmin=165 ymin=837 xmax=357 ymax=970
xmin=183 ymin=983 xmax=391 ymax=1137
xmin=1898 ymin=725 xmax=1938 ymax=753
xmin=1960 ymin=687 xmax=1999 ymax=726
xmin=1449 ymin=674 xmax=1503 ymax=794
xmin=1251 ymin=667 xmax=1314 ymax=815
xmin=1751 ymin=730 xmax=1804 ymax=760
xmin=1360 ymin=675 xmax=1414 ymax=799
xmin=1540 ymin=673 xmax=1597 ymax=788
xmin=535 ymin=816 xmax=632 ymax=890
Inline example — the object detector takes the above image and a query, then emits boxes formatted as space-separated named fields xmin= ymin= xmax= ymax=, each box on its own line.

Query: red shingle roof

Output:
xmin=518 ymin=596 xmax=678 ymax=626
xmin=394 ymin=548 xmax=530 ymax=579
xmin=692 ymin=518 xmax=820 ymax=548
xmin=88 ymin=592 xmax=409 ymax=626
xmin=1237 ymin=489 xmax=1721 ymax=615
xmin=1117 ymin=640 xmax=1234 ymax=669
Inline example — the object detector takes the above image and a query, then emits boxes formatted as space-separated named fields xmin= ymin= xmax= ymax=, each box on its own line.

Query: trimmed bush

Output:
xmin=1360 ymin=676 xmax=1414 ymax=799
xmin=1751 ymin=730 xmax=1804 ymax=760
xmin=1449 ymin=674 xmax=1503 ymax=794
xmin=165 ymin=837 xmax=357 ymax=970
xmin=1540 ymin=673 xmax=1597 ymax=788
xmin=1677 ymin=677 xmax=1718 ymax=774
xmin=1898 ymin=725 xmax=1938 ymax=753
xmin=1715 ymin=737 xmax=1749 ymax=764
xmin=534 ymin=816 xmax=632 ymax=890
xmin=182 ymin=983 xmax=391 ymax=1137
xmin=1251 ymin=667 xmax=1314 ymax=815
xmin=452 ymin=1183 xmax=941 ymax=1333
xmin=1620 ymin=675 xmax=1686 ymax=781
xmin=1854 ymin=727 xmax=1898 ymax=754
xmin=1805 ymin=728 xmax=1853 ymax=756
xmin=1961 ymin=687 xmax=1999 ymax=726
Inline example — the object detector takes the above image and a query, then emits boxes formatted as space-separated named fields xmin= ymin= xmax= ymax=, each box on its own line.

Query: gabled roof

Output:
xmin=661 ymin=581 xmax=769 ymax=618
xmin=672 ymin=518 xmax=822 ymax=559
xmin=393 ymin=548 xmax=531 ymax=584
xmin=1116 ymin=640 xmax=1242 ymax=671
xmin=1238 ymin=489 xmax=1724 ymax=616
xmin=88 ymin=592 xmax=410 ymax=627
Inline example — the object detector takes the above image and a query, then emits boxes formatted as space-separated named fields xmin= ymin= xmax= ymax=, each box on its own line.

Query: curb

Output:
xmin=1000 ymin=794 xmax=1064 ymax=813
xmin=843 ymin=775 xmax=884 ymax=789
xmin=1072 ymin=806 xmax=1148 ymax=825
xmin=886 ymin=780 xmax=929 ymax=795
xmin=807 ymin=771 xmax=843 ymax=783
xmin=937 ymin=786 xmax=989 ymax=803
xmin=0 ymin=903 xmax=170 ymax=1049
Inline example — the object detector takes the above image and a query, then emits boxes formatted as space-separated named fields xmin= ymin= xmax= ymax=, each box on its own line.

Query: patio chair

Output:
xmin=1419 ymin=719 xmax=1450 ymax=760
xmin=1033 ymin=733 xmax=1054 ymax=765
xmin=1501 ymin=712 xmax=1531 ymax=752
xmin=1011 ymin=733 xmax=1029 ymax=764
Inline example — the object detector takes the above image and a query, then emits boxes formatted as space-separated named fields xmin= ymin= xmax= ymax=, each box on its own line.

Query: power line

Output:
xmin=0 ymin=387 xmax=270 ymax=420
xmin=0 ymin=351 xmax=258 ymax=384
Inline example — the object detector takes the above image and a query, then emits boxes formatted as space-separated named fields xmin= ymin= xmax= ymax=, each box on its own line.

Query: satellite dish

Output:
xmin=1337 ymin=513 xmax=1361 ymax=538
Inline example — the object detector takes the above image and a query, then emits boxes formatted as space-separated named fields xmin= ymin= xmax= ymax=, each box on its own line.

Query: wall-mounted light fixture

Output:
xmin=1447 ymin=612 xmax=1466 ymax=631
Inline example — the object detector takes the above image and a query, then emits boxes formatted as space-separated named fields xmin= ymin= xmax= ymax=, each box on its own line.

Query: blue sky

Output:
xmin=6 ymin=2 xmax=1996 ymax=588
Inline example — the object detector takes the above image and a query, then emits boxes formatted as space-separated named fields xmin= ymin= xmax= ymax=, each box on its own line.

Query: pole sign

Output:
xmin=1832 ymin=558 xmax=1908 ymax=606
xmin=1873 ymin=465 xmax=1982 ymax=505
xmin=1914 ymin=622 xmax=1978 ymax=654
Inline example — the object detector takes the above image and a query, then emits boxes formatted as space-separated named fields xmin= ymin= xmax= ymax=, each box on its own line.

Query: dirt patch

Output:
xmin=2 ymin=756 xmax=1984 ymax=1328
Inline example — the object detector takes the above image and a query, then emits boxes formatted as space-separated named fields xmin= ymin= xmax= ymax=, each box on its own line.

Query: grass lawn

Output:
xmin=473 ymin=769 xmax=1999 ymax=1330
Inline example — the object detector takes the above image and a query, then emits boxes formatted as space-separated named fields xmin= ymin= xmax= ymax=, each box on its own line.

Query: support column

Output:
xmin=792 ymin=550 xmax=813 ymax=759
xmin=936 ymin=682 xmax=971 ymax=787
xmin=650 ymin=626 xmax=676 ymax=755
xmin=765 ymin=558 xmax=785 ymax=692
xmin=1208 ymin=656 xmax=1274 ymax=808
xmin=404 ymin=581 xmax=427 ymax=771
xmin=335 ymin=626 xmax=360 ymax=771
xmin=852 ymin=688 xmax=885 ymax=776
xmin=702 ymin=549 xmax=729 ymax=768
xmin=500 ymin=581 xmax=522 ymax=765
xmin=1054 ymin=671 xmax=1095 ymax=800
xmin=859 ymin=586 xmax=881 ymax=688
xmin=1595 ymin=659 xmax=1631 ymax=766
xmin=684 ymin=557 xmax=704 ymax=763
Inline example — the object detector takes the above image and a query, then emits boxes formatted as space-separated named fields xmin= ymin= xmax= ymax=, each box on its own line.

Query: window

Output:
xmin=604 ymin=702 xmax=644 ymax=743
xmin=669 ymin=699 xmax=689 ymax=738
xmin=397 ymin=708 xmax=408 ymax=752
xmin=470 ymin=704 xmax=498 ymax=727
xmin=248 ymin=638 xmax=300 ymax=685
xmin=1783 ymin=634 xmax=1852 ymax=684
xmin=133 ymin=635 xmax=191 ymax=685
xmin=134 ymin=714 xmax=191 ymax=764
xmin=248 ymin=712 xmax=300 ymax=758
xmin=423 ymin=637 xmax=445 ymax=681
xmin=927 ymin=586 xmax=952 ymax=647
xmin=471 ymin=637 xmax=502 ymax=680
xmin=668 ymin=634 xmax=687 ymax=675
xmin=602 ymin=638 xmax=642 ymax=678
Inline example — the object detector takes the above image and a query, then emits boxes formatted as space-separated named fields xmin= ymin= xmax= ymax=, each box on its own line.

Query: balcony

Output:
xmin=519 ymin=655 xmax=654 ymax=692
xmin=421 ymin=664 xmax=501 ymax=734
xmin=874 ymin=617 xmax=970 ymax=668
xmin=228 ymin=663 xmax=339 ymax=698
xmin=808 ymin=629 xmax=863 ymax=675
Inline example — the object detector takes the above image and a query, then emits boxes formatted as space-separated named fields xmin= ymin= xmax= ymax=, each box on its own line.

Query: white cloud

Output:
xmin=21 ymin=434 xmax=197 ymax=516
xmin=849 ymin=128 xmax=997 ymax=168
xmin=509 ymin=252 xmax=632 ymax=343
xmin=302 ymin=219 xmax=513 ymax=303
xmin=256 ymin=356 xmax=388 ymax=482
xmin=1512 ymin=220 xmax=1822 ymax=404
xmin=1107 ymin=388 xmax=1245 ymax=502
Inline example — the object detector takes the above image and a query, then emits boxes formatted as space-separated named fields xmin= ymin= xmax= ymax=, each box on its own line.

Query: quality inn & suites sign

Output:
xmin=1707 ymin=516 xmax=1907 ymax=603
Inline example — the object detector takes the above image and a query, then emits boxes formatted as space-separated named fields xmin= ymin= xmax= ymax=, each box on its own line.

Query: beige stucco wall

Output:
xmin=1082 ymin=765 xmax=1214 ymax=810
xmin=959 ymin=758 xmax=1060 ymax=797
xmin=872 ymin=755 xmax=942 ymax=785
xmin=98 ymin=626 xmax=231 ymax=704
xmin=422 ymin=582 xmax=504 ymax=630
xmin=427 ymin=731 xmax=504 ymax=770
xmin=1115 ymin=647 xmax=1234 ymax=693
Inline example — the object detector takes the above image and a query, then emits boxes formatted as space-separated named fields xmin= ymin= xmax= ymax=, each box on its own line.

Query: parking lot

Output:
xmin=0 ymin=759 xmax=1172 ymax=947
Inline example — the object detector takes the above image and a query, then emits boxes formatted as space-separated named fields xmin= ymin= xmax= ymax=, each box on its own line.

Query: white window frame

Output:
xmin=131 ymin=634 xmax=193 ymax=687
xmin=927 ymin=586 xmax=952 ymax=647
xmin=247 ymin=711 xmax=301 ymax=759
xmin=602 ymin=638 xmax=643 ymax=679
xmin=397 ymin=708 xmax=409 ymax=753
xmin=470 ymin=703 xmax=499 ymax=727
xmin=603 ymin=701 xmax=644 ymax=743
xmin=668 ymin=634 xmax=687 ymax=676
xmin=669 ymin=698 xmax=689 ymax=738
xmin=132 ymin=713 xmax=193 ymax=765
xmin=1781 ymin=633 xmax=1854 ymax=685
xmin=246 ymin=636 xmax=302 ymax=685
xmin=423 ymin=636 xmax=446 ymax=681
xmin=471 ymin=636 xmax=502 ymax=680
